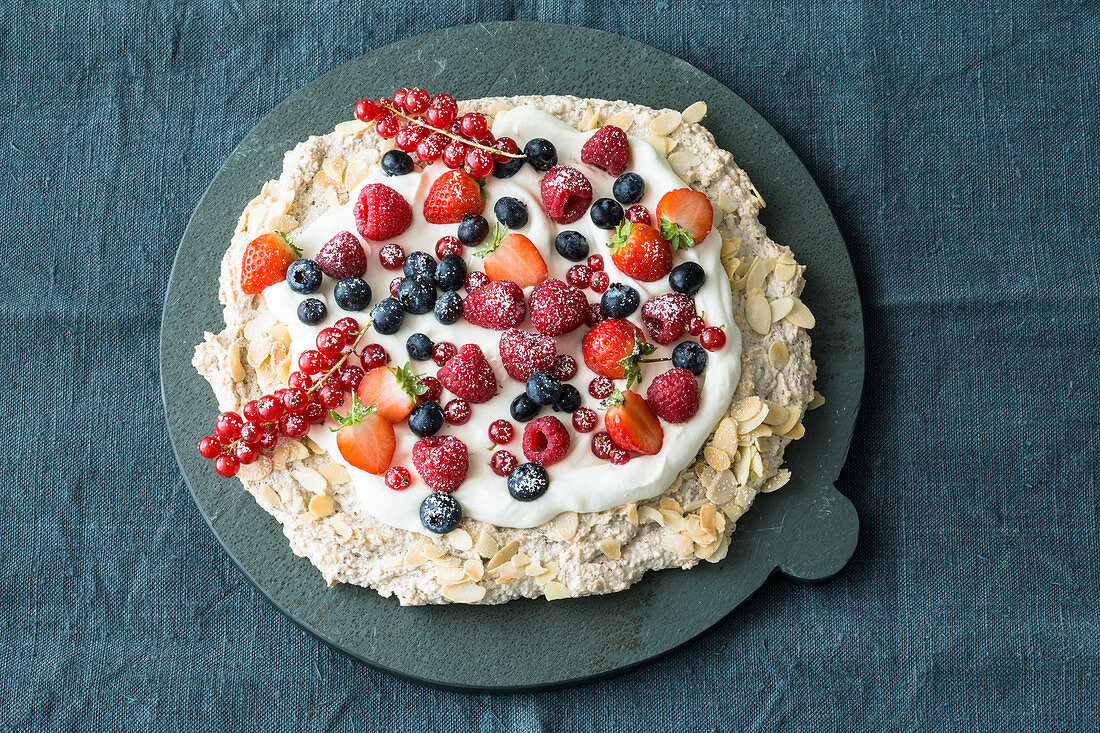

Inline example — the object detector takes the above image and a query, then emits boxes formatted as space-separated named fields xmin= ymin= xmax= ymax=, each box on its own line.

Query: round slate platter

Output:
xmin=161 ymin=22 xmax=863 ymax=691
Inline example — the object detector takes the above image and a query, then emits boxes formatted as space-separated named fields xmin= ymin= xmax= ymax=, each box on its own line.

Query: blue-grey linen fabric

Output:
xmin=2 ymin=2 xmax=1097 ymax=730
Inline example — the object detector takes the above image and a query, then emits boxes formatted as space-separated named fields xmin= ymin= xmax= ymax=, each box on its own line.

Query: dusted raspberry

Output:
xmin=436 ymin=344 xmax=498 ymax=403
xmin=353 ymin=183 xmax=413 ymax=241
xmin=641 ymin=293 xmax=696 ymax=345
xmin=498 ymin=328 xmax=557 ymax=381
xmin=539 ymin=165 xmax=593 ymax=224
xmin=645 ymin=367 xmax=700 ymax=423
xmin=529 ymin=279 xmax=587 ymax=337
xmin=316 ymin=230 xmax=368 ymax=279
xmin=550 ymin=354 xmax=578 ymax=381
xmin=462 ymin=279 xmax=527 ymax=330
xmin=522 ymin=416 xmax=571 ymax=466
xmin=411 ymin=436 xmax=469 ymax=493
xmin=580 ymin=125 xmax=631 ymax=176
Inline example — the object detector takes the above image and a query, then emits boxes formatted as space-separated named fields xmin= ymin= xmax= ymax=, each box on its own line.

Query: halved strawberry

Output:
xmin=476 ymin=224 xmax=548 ymax=288
xmin=332 ymin=397 xmax=396 ymax=475
xmin=581 ymin=319 xmax=655 ymax=387
xmin=423 ymin=169 xmax=485 ymax=224
xmin=608 ymin=222 xmax=672 ymax=282
xmin=655 ymin=188 xmax=713 ymax=249
xmin=603 ymin=389 xmax=664 ymax=455
xmin=354 ymin=362 xmax=427 ymax=424
xmin=240 ymin=231 xmax=300 ymax=294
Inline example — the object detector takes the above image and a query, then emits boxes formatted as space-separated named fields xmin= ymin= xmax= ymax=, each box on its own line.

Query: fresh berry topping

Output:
xmin=669 ymin=262 xmax=706 ymax=296
xmin=375 ymin=116 xmax=400 ymax=138
xmin=389 ymin=277 xmax=402 ymax=298
xmin=572 ymin=407 xmax=598 ymax=432
xmin=464 ymin=148 xmax=494 ymax=178
xmin=240 ymin=231 xmax=300 ymax=295
xmin=423 ymin=170 xmax=485 ymax=224
xmin=457 ymin=214 xmax=490 ymax=246
xmin=590 ymin=271 xmax=609 ymax=293
xmin=553 ymin=384 xmax=582 ymax=413
xmin=234 ymin=443 xmax=259 ymax=465
xmin=525 ymin=371 xmax=561 ymax=406
xmin=476 ymin=225 xmax=548 ymax=288
xmin=415 ymin=133 xmax=448 ymax=165
xmin=641 ymin=292 xmax=696 ymax=344
xmin=656 ymin=188 xmax=713 ymax=249
xmin=256 ymin=395 xmax=284 ymax=421
xmin=337 ymin=364 xmax=365 ymax=390
xmin=434 ymin=235 xmax=464 ymax=260
xmin=286 ymin=259 xmax=322 ymax=294
xmin=566 ymin=264 xmax=592 ymax=289
xmin=385 ymin=466 xmax=412 ymax=490
xmin=408 ymin=401 xmax=445 ymax=437
xmin=242 ymin=399 xmax=263 ymax=422
xmin=700 ymin=326 xmax=727 ymax=351
xmin=355 ymin=98 xmax=379 ymax=122
xmin=646 ymin=368 xmax=700 ymax=423
xmin=434 ymin=253 xmax=467 ymax=291
xmin=523 ymin=138 xmax=558 ymax=171
xmin=492 ymin=137 xmax=525 ymax=178
xmin=394 ymin=126 xmax=426 ymax=154
xmin=587 ymin=254 xmax=604 ymax=271
xmin=403 ymin=250 xmax=437 ymax=280
xmin=406 ymin=332 xmax=433 ymax=361
xmin=315 ymin=327 xmax=347 ymax=357
xmin=334 ymin=277 xmax=372 ymax=311
xmin=355 ymin=362 xmax=426 ymax=424
xmin=625 ymin=205 xmax=653 ymax=226
xmin=436 ymin=344 xmax=498 ymax=403
xmin=441 ymin=140 xmax=470 ymax=169
xmin=353 ymin=184 xmax=413 ymax=241
xmin=590 ymin=431 xmax=615 ymax=460
xmin=554 ymin=230 xmax=589 ymax=261
xmin=550 ymin=354 xmax=578 ymax=381
xmin=494 ymin=196 xmax=529 ymax=228
xmin=581 ymin=319 xmax=654 ymax=387
xmin=332 ymin=398 xmax=396 ymax=475
xmin=381 ymin=149 xmax=415 ymax=176
xmin=317 ymin=383 xmax=345 ymax=410
xmin=498 ymin=328 xmax=557 ymax=381
xmin=279 ymin=412 xmax=310 ymax=438
xmin=360 ymin=343 xmax=388 ymax=370
xmin=462 ymin=279 xmax=527 ymax=330
xmin=488 ymin=419 xmax=515 ymax=445
xmin=510 ymin=393 xmax=541 ymax=422
xmin=215 ymin=412 xmax=243 ymax=440
xmin=396 ymin=275 xmax=436 ymax=315
xmin=198 ymin=436 xmax=222 ymax=459
xmin=379 ymin=243 xmax=405 ymax=270
xmin=608 ymin=222 xmax=672 ymax=282
xmin=281 ymin=387 xmax=309 ymax=413
xmin=522 ymin=416 xmax=571 ymax=466
xmin=403 ymin=87 xmax=430 ymax=114
xmin=214 ymin=454 xmax=239 ymax=477
xmin=490 ymin=450 xmax=518 ymax=477
xmin=412 ymin=435 xmax=469 ymax=493
xmin=580 ymin=125 xmax=630 ymax=175
xmin=297 ymin=349 xmax=328 ymax=374
xmin=612 ymin=172 xmax=645 ymax=204
xmin=297 ymin=298 xmax=326 ymax=325
xmin=434 ymin=291 xmax=463 ymax=324
xmin=590 ymin=197 xmax=624 ymax=229
xmin=529 ymin=278 xmax=587 ymax=336
xmin=507 ymin=462 xmax=550 ymax=501
xmin=419 ymin=492 xmax=462 ymax=534
xmin=588 ymin=375 xmax=614 ymax=399
xmin=539 ymin=166 xmax=593 ymax=224
xmin=610 ymin=449 xmax=631 ymax=465
xmin=431 ymin=341 xmax=458 ymax=366
xmin=333 ymin=316 xmax=360 ymax=336
xmin=464 ymin=271 xmax=489 ymax=292
xmin=603 ymin=389 xmax=664 ymax=455
xmin=687 ymin=316 xmax=706 ymax=336
xmin=443 ymin=398 xmax=471 ymax=425
xmin=417 ymin=375 xmax=443 ymax=402
xmin=459 ymin=112 xmax=488 ymax=139
xmin=600 ymin=283 xmax=640 ymax=319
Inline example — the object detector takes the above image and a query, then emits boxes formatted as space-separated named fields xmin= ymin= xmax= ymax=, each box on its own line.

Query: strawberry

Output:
xmin=528 ymin=278 xmax=587 ymax=336
xmin=423 ymin=169 xmax=485 ymax=224
xmin=498 ymin=328 xmax=557 ymax=381
xmin=580 ymin=125 xmax=630 ymax=176
xmin=476 ymin=225 xmax=548 ymax=288
xmin=412 ymin=435 xmax=469 ymax=493
xmin=645 ymin=368 xmax=699 ymax=423
xmin=353 ymin=183 xmax=413 ymax=241
xmin=463 ymin=279 xmax=527 ymax=330
xmin=581 ymin=319 xmax=655 ymax=388
xmin=655 ymin=188 xmax=713 ymax=249
xmin=608 ymin=222 xmax=672 ymax=282
xmin=640 ymin=293 xmax=696 ymax=344
xmin=331 ymin=397 xmax=396 ymax=475
xmin=603 ymin=389 xmax=664 ymax=455
xmin=240 ymin=231 xmax=300 ymax=295
xmin=539 ymin=165 xmax=593 ymax=224
xmin=354 ymin=362 xmax=427 ymax=424
xmin=436 ymin=344 xmax=498 ymax=403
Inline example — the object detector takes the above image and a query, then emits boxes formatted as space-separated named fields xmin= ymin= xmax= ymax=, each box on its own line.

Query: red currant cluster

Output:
xmin=353 ymin=87 xmax=523 ymax=178
xmin=197 ymin=317 xmax=371 ymax=477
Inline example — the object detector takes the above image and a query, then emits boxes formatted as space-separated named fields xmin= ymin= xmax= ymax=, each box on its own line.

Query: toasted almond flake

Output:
xmin=317 ymin=462 xmax=350 ymax=485
xmin=783 ymin=422 xmax=806 ymax=440
xmin=650 ymin=110 xmax=682 ymax=135
xmin=606 ymin=111 xmax=634 ymax=130
xmin=778 ymin=406 xmax=802 ymax=435
xmin=272 ymin=439 xmax=308 ymax=469
xmin=774 ymin=261 xmax=797 ymax=282
xmin=714 ymin=416 xmax=740 ymax=450
xmin=718 ymin=189 xmax=738 ymax=213
xmin=246 ymin=336 xmax=270 ymax=367
xmin=435 ymin=565 xmax=468 ymax=585
xmin=442 ymin=582 xmax=486 ymax=604
xmin=738 ymin=404 xmax=770 ymax=434
xmin=694 ymin=539 xmax=720 ymax=559
xmin=740 ymin=424 xmax=774 ymax=446
xmin=698 ymin=463 xmax=717 ymax=487
xmin=534 ymin=561 xmax=560 ymax=585
xmin=292 ymin=466 xmax=328 ymax=494
xmin=749 ymin=183 xmax=766 ymax=208
xmin=226 ymin=342 xmax=245 ymax=381
xmin=446 ymin=528 xmax=473 ymax=552
xmin=543 ymin=580 xmax=571 ymax=600
xmin=659 ymin=497 xmax=682 ymax=514
xmin=659 ymin=509 xmax=687 ymax=533
xmin=473 ymin=530 xmax=499 ymax=559
xmin=238 ymin=455 xmax=272 ymax=481
xmin=662 ymin=533 xmax=695 ymax=557
xmin=256 ymin=483 xmax=280 ymax=507
xmin=298 ymin=436 xmax=321 ymax=454
xmin=343 ymin=158 xmax=371 ymax=188
xmin=734 ymin=444 xmax=753 ymax=485
xmin=763 ymin=402 xmax=788 ymax=427
xmin=464 ymin=557 xmax=485 ymax=582
xmin=683 ymin=498 xmax=706 ymax=513
xmin=489 ymin=100 xmax=514 ymax=115
xmin=666 ymin=138 xmax=680 ymax=153
xmin=579 ymin=107 xmax=599 ymax=131
xmin=551 ymin=511 xmax=579 ymax=541
xmin=784 ymin=297 xmax=816 ymax=329
xmin=768 ymin=342 xmax=790 ymax=370
xmin=681 ymin=100 xmax=707 ymax=124
xmin=639 ymin=505 xmax=665 ymax=526
xmin=750 ymin=450 xmax=765 ymax=478
xmin=403 ymin=544 xmax=428 ymax=568
xmin=724 ymin=258 xmax=741 ymax=278
xmin=761 ymin=469 xmax=792 ymax=494
xmin=699 ymin=503 xmax=718 ymax=534
xmin=598 ymin=539 xmax=622 ymax=560
xmin=668 ymin=150 xmax=700 ymax=177
xmin=493 ymin=561 xmax=519 ymax=584
xmin=334 ymin=119 xmax=370 ymax=135
xmin=313 ymin=168 xmax=339 ymax=191
xmin=486 ymin=540 xmax=519 ymax=571
xmin=328 ymin=516 xmax=353 ymax=541
xmin=307 ymin=493 xmax=333 ymax=518
xmin=421 ymin=542 xmax=446 ymax=560
xmin=705 ymin=469 xmax=736 ymax=504
xmin=722 ymin=502 xmax=746 ymax=523
xmin=733 ymin=397 xmax=764 ymax=423
xmin=625 ymin=502 xmax=638 ymax=526
xmin=524 ymin=559 xmax=547 ymax=577
xmin=273 ymin=480 xmax=296 ymax=505
xmin=705 ymin=534 xmax=731 ymax=563
xmin=511 ymin=552 xmax=530 ymax=568
xmin=647 ymin=135 xmax=669 ymax=156
xmin=704 ymin=445 xmax=731 ymax=471
xmin=746 ymin=291 xmax=772 ymax=335
xmin=808 ymin=391 xmax=826 ymax=410
xmin=746 ymin=257 xmax=775 ymax=292
xmin=714 ymin=509 xmax=727 ymax=533
xmin=431 ymin=555 xmax=462 ymax=569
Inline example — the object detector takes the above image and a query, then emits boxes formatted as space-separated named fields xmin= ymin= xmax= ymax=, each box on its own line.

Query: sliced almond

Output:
xmin=420 ymin=541 xmax=446 ymax=560
xmin=442 ymin=582 xmax=486 ymax=604
xmin=474 ymin=530 xmax=499 ymax=559
xmin=784 ymin=297 xmax=816 ymax=329
xmin=580 ymin=108 xmax=599 ymax=131
xmin=307 ymin=493 xmax=334 ymax=518
xmin=486 ymin=540 xmax=519 ymax=571
xmin=761 ymin=469 xmax=791 ymax=494
xmin=237 ymin=455 xmax=272 ymax=481
xmin=292 ymin=466 xmax=328 ymax=494
xmin=660 ymin=497 xmax=683 ymax=514
xmin=783 ymin=422 xmax=806 ymax=440
xmin=493 ymin=561 xmax=519 ymax=584
xmin=638 ymin=505 xmax=665 ymax=526
xmin=625 ymin=502 xmax=638 ymax=526
xmin=511 ymin=552 xmax=530 ymax=569
xmin=770 ymin=297 xmax=794 ymax=322
xmin=534 ymin=561 xmax=560 ymax=585
xmin=334 ymin=119 xmax=370 ymax=135
xmin=343 ymin=158 xmax=371 ymax=189
xmin=650 ymin=110 xmax=682 ymax=135
xmin=746 ymin=290 xmax=772 ymax=335
xmin=750 ymin=450 xmax=765 ymax=478
xmin=317 ymin=462 xmax=350 ymax=485
xmin=662 ymin=533 xmax=695 ymax=557
xmin=733 ymin=444 xmax=753 ymax=485
xmin=699 ymin=503 xmax=718 ymax=535
xmin=718 ymin=188 xmax=739 ymax=213
xmin=738 ymin=403 xmax=770 ymax=434
xmin=704 ymin=445 xmax=731 ymax=471
xmin=668 ymin=150 xmax=700 ymax=177
xmin=808 ymin=391 xmax=826 ymax=410
xmin=763 ymin=402 xmax=788 ymax=426
xmin=598 ymin=539 xmax=622 ymax=560
xmin=246 ymin=336 xmax=271 ymax=367
xmin=733 ymin=397 xmax=764 ymax=423
xmin=464 ymin=557 xmax=485 ymax=582
xmin=329 ymin=516 xmax=353 ymax=541
xmin=272 ymin=439 xmax=308 ymax=468
xmin=227 ymin=342 xmax=245 ymax=381
xmin=524 ymin=559 xmax=547 ymax=577
xmin=746 ymin=257 xmax=775 ymax=293
xmin=778 ymin=405 xmax=802 ymax=435
xmin=704 ymin=534 xmax=731 ymax=563
xmin=681 ymin=101 xmax=707 ymax=124
xmin=445 ymin=527 xmax=473 ymax=552
xmin=705 ymin=469 xmax=736 ymax=505
xmin=768 ymin=342 xmax=790 ymax=370
xmin=774 ymin=260 xmax=797 ymax=282
xmin=605 ymin=111 xmax=635 ymax=130
xmin=543 ymin=580 xmax=571 ymax=601
xmin=435 ymin=564 xmax=468 ymax=585
xmin=659 ymin=509 xmax=687 ymax=533
xmin=551 ymin=511 xmax=579 ymax=541
xmin=647 ymin=135 xmax=669 ymax=156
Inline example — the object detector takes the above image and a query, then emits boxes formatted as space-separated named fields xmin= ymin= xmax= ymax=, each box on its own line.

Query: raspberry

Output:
xmin=498 ymin=328 xmax=557 ymax=381
xmin=645 ymin=368 xmax=700 ymax=423
xmin=411 ymin=436 xmax=469 ymax=493
xmin=315 ymin=231 xmax=367 ymax=279
xmin=529 ymin=279 xmax=587 ymax=336
xmin=379 ymin=243 xmax=405 ymax=270
xmin=464 ymin=271 xmax=489 ymax=291
xmin=444 ymin=399 xmax=471 ymax=425
xmin=540 ymin=165 xmax=593 ymax=224
xmin=418 ymin=375 xmax=443 ymax=403
xmin=641 ymin=293 xmax=696 ymax=344
xmin=462 ymin=279 xmax=527 ymax=330
xmin=435 ymin=236 xmax=464 ymax=259
xmin=590 ymin=271 xmax=609 ymax=293
xmin=489 ymin=419 xmax=515 ymax=445
xmin=437 ymin=344 xmax=498 ymax=403
xmin=625 ymin=205 xmax=653 ymax=226
xmin=522 ymin=416 xmax=571 ymax=466
xmin=572 ymin=407 xmax=598 ymax=432
xmin=431 ymin=341 xmax=458 ymax=366
xmin=588 ymin=376 xmax=614 ymax=399
xmin=590 ymin=431 xmax=615 ymax=460
xmin=566 ymin=264 xmax=592 ymax=288
xmin=580 ymin=125 xmax=630 ymax=176
xmin=584 ymin=302 xmax=605 ymax=327
xmin=550 ymin=354 xmax=578 ymax=381
xmin=353 ymin=183 xmax=412 ymax=241
xmin=490 ymin=450 xmax=518 ymax=477
xmin=385 ymin=466 xmax=412 ymax=490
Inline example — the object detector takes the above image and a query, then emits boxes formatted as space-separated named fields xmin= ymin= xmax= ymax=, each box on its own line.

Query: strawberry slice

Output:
xmin=655 ymin=188 xmax=713 ymax=249
xmin=240 ymin=231 xmax=301 ymax=295
xmin=608 ymin=222 xmax=672 ymax=282
xmin=476 ymin=224 xmax=548 ymax=288
xmin=332 ymin=397 xmax=396 ymax=475
xmin=581 ymin=319 xmax=655 ymax=388
xmin=354 ymin=362 xmax=427 ymax=424
xmin=603 ymin=389 xmax=664 ymax=455
xmin=423 ymin=169 xmax=485 ymax=224
xmin=580 ymin=126 xmax=631 ymax=176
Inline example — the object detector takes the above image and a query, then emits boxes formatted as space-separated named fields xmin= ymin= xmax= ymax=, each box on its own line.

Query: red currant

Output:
xmin=279 ymin=413 xmax=309 ymax=438
xmin=435 ymin=236 xmax=463 ymax=259
xmin=256 ymin=394 xmax=284 ymax=421
xmin=587 ymin=254 xmax=604 ymax=271
xmin=333 ymin=317 xmax=360 ymax=336
xmin=625 ymin=205 xmax=652 ymax=226
xmin=318 ymin=383 xmax=345 ymax=409
xmin=418 ymin=375 xmax=442 ymax=403
xmin=430 ymin=93 xmax=457 ymax=113
xmin=214 ymin=411 xmax=243 ymax=440
xmin=488 ymin=419 xmax=515 ymax=445
xmin=298 ymin=350 xmax=327 ymax=375
xmin=234 ymin=443 xmax=258 ymax=465
xmin=551 ymin=354 xmax=578 ymax=381
xmin=393 ymin=88 xmax=410 ymax=108
xmin=431 ymin=341 xmax=457 ymax=366
xmin=610 ymin=449 xmax=631 ymax=465
xmin=379 ymin=243 xmax=405 ymax=270
xmin=315 ymin=327 xmax=347 ymax=357
xmin=395 ymin=125 xmax=426 ymax=152
xmin=463 ymin=148 xmax=494 ymax=178
xmin=572 ymin=408 xmax=598 ymax=433
xmin=242 ymin=399 xmax=262 ymax=423
xmin=214 ymin=454 xmax=239 ymax=477
xmin=385 ymin=466 xmax=412 ymax=490
xmin=389 ymin=277 xmax=402 ymax=297
xmin=490 ymin=450 xmax=518 ymax=477
xmin=416 ymin=134 xmax=445 ymax=163
xmin=198 ymin=436 xmax=223 ymax=459
xmin=688 ymin=316 xmax=706 ymax=336
xmin=404 ymin=87 xmax=430 ymax=115
xmin=459 ymin=113 xmax=487 ymax=139
xmin=281 ymin=387 xmax=309 ymax=413
xmin=360 ymin=344 xmax=388 ymax=370
xmin=590 ymin=432 xmax=615 ymax=460
xmin=256 ymin=429 xmax=278 ymax=450
xmin=476 ymin=132 xmax=497 ymax=149
xmin=337 ymin=364 xmax=364 ymax=390
xmin=493 ymin=137 xmax=519 ymax=163
xmin=354 ymin=98 xmax=379 ymax=123
xmin=238 ymin=422 xmax=263 ymax=445
xmin=590 ymin=271 xmax=609 ymax=293
xmin=376 ymin=116 xmax=401 ymax=138
xmin=588 ymin=376 xmax=614 ymax=399
xmin=442 ymin=140 xmax=469 ymax=169
xmin=444 ymin=399 xmax=471 ymax=425
xmin=425 ymin=105 xmax=455 ymax=129
xmin=464 ymin=271 xmax=489 ymax=291
xmin=700 ymin=327 xmax=727 ymax=351
xmin=287 ymin=372 xmax=312 ymax=390
xmin=585 ymin=302 xmax=605 ymax=327
xmin=303 ymin=402 xmax=326 ymax=423
xmin=566 ymin=264 xmax=592 ymax=288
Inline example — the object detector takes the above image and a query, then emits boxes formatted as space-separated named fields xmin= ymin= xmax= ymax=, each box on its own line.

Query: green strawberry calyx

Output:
xmin=658 ymin=217 xmax=696 ymax=251
xmin=475 ymin=223 xmax=508 ymax=258
xmin=391 ymin=362 xmax=429 ymax=400
xmin=608 ymin=221 xmax=634 ymax=255
xmin=330 ymin=397 xmax=375 ymax=429
xmin=619 ymin=334 xmax=656 ymax=389
xmin=599 ymin=388 xmax=625 ymax=410
xmin=275 ymin=230 xmax=304 ymax=257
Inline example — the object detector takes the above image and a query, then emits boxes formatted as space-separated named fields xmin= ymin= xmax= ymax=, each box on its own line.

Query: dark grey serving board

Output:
xmin=160 ymin=22 xmax=863 ymax=691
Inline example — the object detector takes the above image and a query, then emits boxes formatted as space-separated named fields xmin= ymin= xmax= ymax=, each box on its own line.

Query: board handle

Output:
xmin=774 ymin=482 xmax=859 ymax=584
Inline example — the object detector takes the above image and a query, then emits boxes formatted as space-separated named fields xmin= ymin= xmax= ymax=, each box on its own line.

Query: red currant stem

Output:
xmin=637 ymin=357 xmax=672 ymax=364
xmin=376 ymin=101 xmax=525 ymax=159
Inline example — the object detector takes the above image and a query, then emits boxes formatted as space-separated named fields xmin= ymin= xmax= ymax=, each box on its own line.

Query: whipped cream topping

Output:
xmin=263 ymin=106 xmax=740 ymax=534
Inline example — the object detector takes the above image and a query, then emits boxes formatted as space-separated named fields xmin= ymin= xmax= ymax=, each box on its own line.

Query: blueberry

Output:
xmin=457 ymin=214 xmax=490 ymax=246
xmin=525 ymin=371 xmax=561 ymax=406
xmin=510 ymin=394 xmax=541 ymax=422
xmin=493 ymin=155 xmax=525 ymax=179
xmin=434 ymin=291 xmax=463 ymax=325
xmin=286 ymin=259 xmax=322 ymax=294
xmin=590 ymin=198 xmax=624 ymax=229
xmin=494 ymin=197 xmax=529 ymax=228
xmin=397 ymin=275 xmax=436 ymax=315
xmin=669 ymin=262 xmax=706 ymax=296
xmin=406 ymin=332 xmax=433 ymax=361
xmin=523 ymin=138 xmax=557 ymax=172
xmin=296 ymin=298 xmax=326 ymax=325
xmin=552 ymin=384 xmax=582 ymax=413
xmin=333 ymin=277 xmax=372 ymax=311
xmin=435 ymin=253 xmax=467 ymax=291
xmin=403 ymin=250 xmax=437 ymax=281
xmin=381 ymin=149 xmax=414 ymax=176
xmin=507 ymin=462 xmax=549 ymax=502
xmin=408 ymin=401 xmax=445 ymax=437
xmin=612 ymin=172 xmax=645 ymax=204
xmin=600 ymin=282 xmax=640 ymax=319
xmin=554 ymin=230 xmax=589 ymax=261
xmin=370 ymin=298 xmax=405 ymax=335
xmin=419 ymin=492 xmax=462 ymax=533
xmin=672 ymin=341 xmax=709 ymax=375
